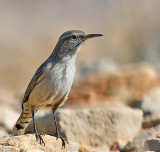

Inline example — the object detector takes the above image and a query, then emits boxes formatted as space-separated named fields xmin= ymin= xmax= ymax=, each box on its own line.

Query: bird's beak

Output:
xmin=84 ymin=34 xmax=103 ymax=40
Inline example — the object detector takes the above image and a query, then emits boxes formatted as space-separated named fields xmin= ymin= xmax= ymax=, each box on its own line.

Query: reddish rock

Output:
xmin=65 ymin=63 xmax=160 ymax=108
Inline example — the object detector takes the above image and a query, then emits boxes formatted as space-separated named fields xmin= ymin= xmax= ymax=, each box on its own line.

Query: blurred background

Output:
xmin=1 ymin=0 xmax=160 ymax=91
xmin=1 ymin=0 xmax=160 ymax=151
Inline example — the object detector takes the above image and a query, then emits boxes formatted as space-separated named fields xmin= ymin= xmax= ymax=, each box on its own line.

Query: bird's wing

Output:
xmin=22 ymin=65 xmax=49 ymax=103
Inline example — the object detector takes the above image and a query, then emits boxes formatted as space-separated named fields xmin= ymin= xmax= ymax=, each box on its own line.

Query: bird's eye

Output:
xmin=71 ymin=35 xmax=77 ymax=40
xmin=79 ymin=35 xmax=83 ymax=39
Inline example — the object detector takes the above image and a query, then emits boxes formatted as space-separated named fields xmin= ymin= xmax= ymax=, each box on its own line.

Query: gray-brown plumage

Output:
xmin=13 ymin=30 xmax=103 ymax=147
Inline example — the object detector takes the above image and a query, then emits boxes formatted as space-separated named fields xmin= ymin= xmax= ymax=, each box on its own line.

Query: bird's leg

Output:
xmin=31 ymin=109 xmax=45 ymax=146
xmin=53 ymin=114 xmax=68 ymax=148
xmin=51 ymin=97 xmax=69 ymax=148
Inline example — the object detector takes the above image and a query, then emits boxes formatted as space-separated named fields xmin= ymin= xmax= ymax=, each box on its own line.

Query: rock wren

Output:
xmin=13 ymin=30 xmax=103 ymax=147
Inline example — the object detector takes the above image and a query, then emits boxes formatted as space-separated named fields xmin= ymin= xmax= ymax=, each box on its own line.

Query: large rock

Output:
xmin=144 ymin=137 xmax=160 ymax=152
xmin=0 ymin=134 xmax=78 ymax=152
xmin=26 ymin=107 xmax=142 ymax=148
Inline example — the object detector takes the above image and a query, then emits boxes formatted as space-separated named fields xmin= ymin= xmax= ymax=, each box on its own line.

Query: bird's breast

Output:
xmin=28 ymin=57 xmax=76 ymax=108
xmin=41 ymin=60 xmax=76 ymax=102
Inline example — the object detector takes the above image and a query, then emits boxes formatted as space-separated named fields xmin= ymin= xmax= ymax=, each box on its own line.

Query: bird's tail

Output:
xmin=13 ymin=106 xmax=32 ymax=136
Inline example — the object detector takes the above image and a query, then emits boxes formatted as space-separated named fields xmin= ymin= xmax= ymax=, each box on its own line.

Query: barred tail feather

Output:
xmin=13 ymin=109 xmax=32 ymax=135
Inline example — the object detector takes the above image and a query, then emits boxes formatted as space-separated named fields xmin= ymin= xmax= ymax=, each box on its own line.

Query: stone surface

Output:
xmin=141 ymin=87 xmax=160 ymax=113
xmin=122 ymin=124 xmax=160 ymax=152
xmin=26 ymin=107 xmax=142 ymax=148
xmin=0 ymin=134 xmax=78 ymax=152
xmin=144 ymin=137 xmax=160 ymax=152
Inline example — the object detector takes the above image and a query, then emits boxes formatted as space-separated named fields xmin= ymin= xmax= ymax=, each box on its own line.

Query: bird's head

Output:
xmin=57 ymin=30 xmax=103 ymax=53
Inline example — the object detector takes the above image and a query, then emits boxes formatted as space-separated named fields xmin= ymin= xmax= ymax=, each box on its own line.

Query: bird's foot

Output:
xmin=34 ymin=131 xmax=45 ymax=146
xmin=51 ymin=132 xmax=69 ymax=148
xmin=56 ymin=133 xmax=68 ymax=148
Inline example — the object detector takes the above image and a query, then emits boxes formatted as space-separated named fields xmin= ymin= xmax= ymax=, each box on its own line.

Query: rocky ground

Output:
xmin=0 ymin=134 xmax=78 ymax=152
xmin=1 ymin=62 xmax=160 ymax=152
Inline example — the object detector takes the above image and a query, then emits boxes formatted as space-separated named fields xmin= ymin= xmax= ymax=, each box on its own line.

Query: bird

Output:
xmin=13 ymin=30 xmax=103 ymax=147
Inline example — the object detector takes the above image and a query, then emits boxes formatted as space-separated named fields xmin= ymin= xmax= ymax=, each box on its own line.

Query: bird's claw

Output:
xmin=35 ymin=131 xmax=45 ymax=146
xmin=55 ymin=132 xmax=69 ymax=148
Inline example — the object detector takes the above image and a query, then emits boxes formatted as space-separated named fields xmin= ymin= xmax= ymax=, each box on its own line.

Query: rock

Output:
xmin=26 ymin=107 xmax=142 ymax=148
xmin=142 ymin=112 xmax=160 ymax=129
xmin=144 ymin=137 xmax=160 ymax=152
xmin=0 ymin=134 xmax=78 ymax=152
xmin=122 ymin=124 xmax=160 ymax=152
xmin=65 ymin=63 xmax=160 ymax=109
xmin=141 ymin=87 xmax=160 ymax=114
xmin=0 ymin=145 xmax=20 ymax=152
xmin=78 ymin=144 xmax=109 ymax=152
xmin=56 ymin=108 xmax=142 ymax=148
xmin=66 ymin=93 xmax=126 ymax=109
